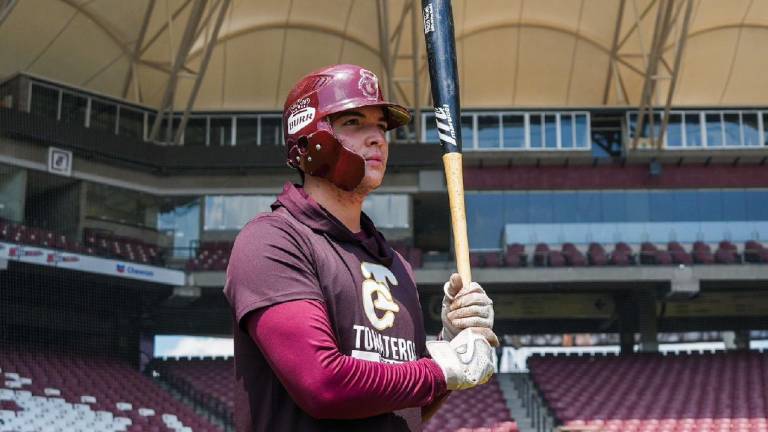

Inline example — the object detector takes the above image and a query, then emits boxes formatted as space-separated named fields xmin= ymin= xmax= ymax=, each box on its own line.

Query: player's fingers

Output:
xmin=451 ymin=317 xmax=493 ymax=331
xmin=454 ymin=281 xmax=485 ymax=299
xmin=467 ymin=327 xmax=500 ymax=348
xmin=444 ymin=273 xmax=463 ymax=298
xmin=447 ymin=305 xmax=490 ymax=321
xmin=450 ymin=292 xmax=491 ymax=311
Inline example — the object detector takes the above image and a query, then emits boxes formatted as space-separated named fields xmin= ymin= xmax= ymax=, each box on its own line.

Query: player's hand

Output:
xmin=427 ymin=329 xmax=495 ymax=390
xmin=441 ymin=273 xmax=498 ymax=347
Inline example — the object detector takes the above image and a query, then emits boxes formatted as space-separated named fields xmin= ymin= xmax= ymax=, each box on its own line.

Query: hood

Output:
xmin=272 ymin=182 xmax=394 ymax=267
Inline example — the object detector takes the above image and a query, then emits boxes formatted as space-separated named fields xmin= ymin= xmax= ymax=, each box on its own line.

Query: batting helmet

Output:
xmin=283 ymin=64 xmax=411 ymax=191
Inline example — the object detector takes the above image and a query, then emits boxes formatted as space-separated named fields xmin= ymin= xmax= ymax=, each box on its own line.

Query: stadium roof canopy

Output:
xmin=1 ymin=0 xmax=767 ymax=112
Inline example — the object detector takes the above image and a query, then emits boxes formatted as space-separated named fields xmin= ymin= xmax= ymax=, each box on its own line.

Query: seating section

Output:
xmin=0 ymin=219 xmax=162 ymax=266
xmin=185 ymin=242 xmax=232 ymax=271
xmin=529 ymin=351 xmax=768 ymax=432
xmin=84 ymin=229 xmax=162 ymax=265
xmin=151 ymin=358 xmax=233 ymax=422
xmin=0 ymin=349 xmax=221 ymax=432
xmin=152 ymin=358 xmax=518 ymax=432
xmin=5 ymin=215 xmax=767 ymax=270
xmin=423 ymin=376 xmax=518 ymax=432
xmin=0 ymin=219 xmax=89 ymax=256
xmin=469 ymin=241 xmax=768 ymax=268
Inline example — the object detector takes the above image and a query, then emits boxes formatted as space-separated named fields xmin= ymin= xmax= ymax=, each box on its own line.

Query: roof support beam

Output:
xmin=603 ymin=0 xmax=626 ymax=105
xmin=657 ymin=0 xmax=694 ymax=150
xmin=376 ymin=0 xmax=394 ymax=101
xmin=0 ymin=0 xmax=18 ymax=30
xmin=122 ymin=0 xmax=156 ymax=101
xmin=149 ymin=0 xmax=207 ymax=144
xmin=631 ymin=0 xmax=675 ymax=150
xmin=174 ymin=0 xmax=231 ymax=145
xmin=139 ymin=0 xmax=194 ymax=56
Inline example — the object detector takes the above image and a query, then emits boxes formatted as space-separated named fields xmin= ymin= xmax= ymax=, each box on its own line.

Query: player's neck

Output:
xmin=304 ymin=176 xmax=365 ymax=233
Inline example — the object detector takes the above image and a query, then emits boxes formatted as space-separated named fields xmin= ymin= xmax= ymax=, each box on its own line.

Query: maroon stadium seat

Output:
xmin=0 ymin=349 xmax=221 ymax=432
xmin=549 ymin=250 xmax=566 ymax=267
xmin=504 ymin=243 xmax=526 ymax=267
xmin=692 ymin=241 xmax=715 ymax=264
xmin=610 ymin=242 xmax=634 ymax=265
xmin=562 ymin=243 xmax=587 ymax=267
xmin=587 ymin=243 xmax=609 ymax=266
xmin=529 ymin=351 xmax=768 ymax=432
xmin=483 ymin=251 xmax=502 ymax=268
xmin=667 ymin=241 xmax=693 ymax=265
xmin=745 ymin=240 xmax=768 ymax=263
xmin=715 ymin=240 xmax=739 ymax=264
xmin=423 ymin=376 xmax=517 ymax=432
xmin=641 ymin=242 xmax=672 ymax=265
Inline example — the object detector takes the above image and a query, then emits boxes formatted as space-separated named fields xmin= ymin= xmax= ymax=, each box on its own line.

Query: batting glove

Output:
xmin=441 ymin=273 xmax=499 ymax=347
xmin=427 ymin=328 xmax=496 ymax=390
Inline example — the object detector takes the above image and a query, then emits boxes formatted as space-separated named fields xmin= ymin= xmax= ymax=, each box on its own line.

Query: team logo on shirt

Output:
xmin=360 ymin=262 xmax=399 ymax=330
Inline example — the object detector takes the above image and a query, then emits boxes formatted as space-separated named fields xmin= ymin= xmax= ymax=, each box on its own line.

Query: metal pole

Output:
xmin=175 ymin=0 xmax=231 ymax=145
xmin=658 ymin=0 xmax=694 ymax=149
xmin=122 ymin=0 xmax=156 ymax=99
xmin=603 ymin=0 xmax=626 ymax=105
xmin=631 ymin=0 xmax=672 ymax=150
xmin=149 ymin=0 xmax=207 ymax=142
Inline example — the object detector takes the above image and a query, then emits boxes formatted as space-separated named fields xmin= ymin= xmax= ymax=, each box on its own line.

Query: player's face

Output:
xmin=331 ymin=106 xmax=389 ymax=193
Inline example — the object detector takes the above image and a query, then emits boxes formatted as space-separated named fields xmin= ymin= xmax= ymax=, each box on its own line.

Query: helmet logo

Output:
xmin=287 ymin=106 xmax=316 ymax=134
xmin=358 ymin=69 xmax=379 ymax=100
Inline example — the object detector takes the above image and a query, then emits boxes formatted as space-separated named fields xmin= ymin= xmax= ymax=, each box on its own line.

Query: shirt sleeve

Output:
xmin=224 ymin=214 xmax=324 ymax=328
xmin=246 ymin=299 xmax=448 ymax=420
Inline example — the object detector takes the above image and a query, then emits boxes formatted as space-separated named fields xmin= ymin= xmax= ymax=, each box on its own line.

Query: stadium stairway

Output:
xmin=498 ymin=374 xmax=555 ymax=432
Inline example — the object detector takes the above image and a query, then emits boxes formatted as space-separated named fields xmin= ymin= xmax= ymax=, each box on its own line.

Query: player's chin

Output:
xmin=357 ymin=169 xmax=385 ymax=193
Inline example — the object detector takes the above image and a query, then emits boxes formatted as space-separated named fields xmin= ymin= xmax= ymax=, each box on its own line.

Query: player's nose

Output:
xmin=364 ymin=126 xmax=386 ymax=147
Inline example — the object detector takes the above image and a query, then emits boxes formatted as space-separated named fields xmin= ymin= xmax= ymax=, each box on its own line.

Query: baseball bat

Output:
xmin=421 ymin=0 xmax=472 ymax=292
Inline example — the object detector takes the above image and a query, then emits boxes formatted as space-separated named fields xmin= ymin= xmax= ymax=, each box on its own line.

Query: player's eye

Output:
xmin=342 ymin=118 xmax=360 ymax=126
xmin=377 ymin=123 xmax=388 ymax=132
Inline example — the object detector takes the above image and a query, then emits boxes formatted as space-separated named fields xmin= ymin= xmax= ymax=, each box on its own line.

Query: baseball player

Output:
xmin=223 ymin=64 xmax=498 ymax=432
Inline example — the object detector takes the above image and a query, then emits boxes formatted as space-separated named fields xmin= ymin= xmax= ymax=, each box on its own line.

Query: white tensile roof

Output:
xmin=0 ymin=0 xmax=766 ymax=111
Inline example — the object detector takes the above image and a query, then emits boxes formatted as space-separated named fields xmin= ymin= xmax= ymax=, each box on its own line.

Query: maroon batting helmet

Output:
xmin=283 ymin=64 xmax=411 ymax=191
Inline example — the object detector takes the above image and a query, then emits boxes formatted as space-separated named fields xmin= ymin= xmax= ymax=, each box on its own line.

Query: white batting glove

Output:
xmin=441 ymin=273 xmax=498 ymax=347
xmin=427 ymin=329 xmax=496 ymax=390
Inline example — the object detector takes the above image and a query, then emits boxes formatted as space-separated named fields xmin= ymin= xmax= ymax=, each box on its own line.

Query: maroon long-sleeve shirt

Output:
xmin=246 ymin=299 xmax=446 ymax=419
xmin=224 ymin=183 xmax=447 ymax=431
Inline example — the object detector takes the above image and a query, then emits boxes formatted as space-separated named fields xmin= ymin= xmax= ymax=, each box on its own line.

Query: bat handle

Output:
xmin=442 ymin=152 xmax=472 ymax=293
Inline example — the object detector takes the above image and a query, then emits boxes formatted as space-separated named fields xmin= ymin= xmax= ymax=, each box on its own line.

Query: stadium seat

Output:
xmin=587 ymin=243 xmax=609 ymax=266
xmin=640 ymin=242 xmax=672 ymax=265
xmin=423 ymin=376 xmax=518 ymax=432
xmin=529 ymin=351 xmax=768 ymax=432
xmin=692 ymin=241 xmax=715 ymax=264
xmin=549 ymin=250 xmax=566 ymax=267
xmin=0 ymin=349 xmax=220 ymax=432
xmin=483 ymin=252 xmax=502 ymax=268
xmin=715 ymin=241 xmax=739 ymax=264
xmin=667 ymin=242 xmax=693 ymax=265
xmin=745 ymin=240 xmax=768 ymax=263
xmin=610 ymin=243 xmax=635 ymax=266
xmin=562 ymin=243 xmax=587 ymax=267
xmin=470 ymin=252 xmax=485 ymax=268
xmin=504 ymin=244 xmax=526 ymax=268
